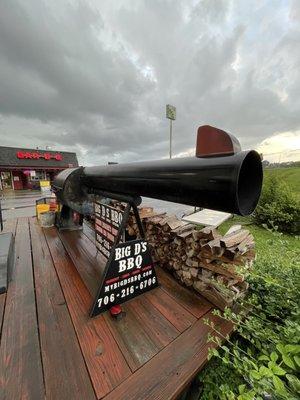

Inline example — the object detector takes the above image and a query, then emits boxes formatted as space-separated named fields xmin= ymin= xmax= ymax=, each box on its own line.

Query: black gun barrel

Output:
xmin=53 ymin=150 xmax=263 ymax=216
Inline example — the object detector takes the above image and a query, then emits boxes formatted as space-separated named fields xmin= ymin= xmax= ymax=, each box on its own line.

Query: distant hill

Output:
xmin=264 ymin=166 xmax=300 ymax=200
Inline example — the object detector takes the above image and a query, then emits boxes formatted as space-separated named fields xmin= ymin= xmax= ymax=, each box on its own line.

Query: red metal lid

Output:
xmin=196 ymin=125 xmax=241 ymax=157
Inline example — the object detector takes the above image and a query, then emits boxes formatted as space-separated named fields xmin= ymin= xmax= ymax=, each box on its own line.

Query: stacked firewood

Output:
xmin=123 ymin=205 xmax=255 ymax=310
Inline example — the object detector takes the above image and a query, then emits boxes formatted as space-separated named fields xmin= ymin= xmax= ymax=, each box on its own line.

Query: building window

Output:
xmin=0 ymin=171 xmax=13 ymax=190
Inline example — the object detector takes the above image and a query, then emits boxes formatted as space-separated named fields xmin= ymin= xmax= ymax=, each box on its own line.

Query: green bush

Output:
xmin=197 ymin=357 xmax=245 ymax=400
xmin=198 ymin=229 xmax=300 ymax=400
xmin=253 ymin=175 xmax=300 ymax=234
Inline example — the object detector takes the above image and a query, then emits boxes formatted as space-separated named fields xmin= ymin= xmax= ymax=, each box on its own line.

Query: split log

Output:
xmin=224 ymin=224 xmax=242 ymax=236
xmin=220 ymin=229 xmax=249 ymax=248
xmin=198 ymin=227 xmax=221 ymax=241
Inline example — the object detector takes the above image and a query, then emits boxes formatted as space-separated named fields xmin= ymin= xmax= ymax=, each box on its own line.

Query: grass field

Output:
xmin=264 ymin=166 xmax=300 ymax=199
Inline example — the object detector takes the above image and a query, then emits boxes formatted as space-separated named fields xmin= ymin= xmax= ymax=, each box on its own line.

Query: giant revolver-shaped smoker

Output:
xmin=53 ymin=126 xmax=263 ymax=221
xmin=53 ymin=126 xmax=263 ymax=318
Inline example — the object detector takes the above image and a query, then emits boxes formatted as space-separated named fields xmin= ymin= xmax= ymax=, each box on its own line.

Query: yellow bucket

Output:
xmin=36 ymin=204 xmax=50 ymax=220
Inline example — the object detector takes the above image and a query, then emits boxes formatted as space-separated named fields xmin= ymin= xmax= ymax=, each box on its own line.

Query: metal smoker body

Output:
xmin=52 ymin=126 xmax=263 ymax=228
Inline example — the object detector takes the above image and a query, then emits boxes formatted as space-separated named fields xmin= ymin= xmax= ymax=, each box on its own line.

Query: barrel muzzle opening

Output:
xmin=237 ymin=150 xmax=263 ymax=216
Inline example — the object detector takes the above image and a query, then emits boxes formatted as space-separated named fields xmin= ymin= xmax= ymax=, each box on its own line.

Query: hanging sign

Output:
xmin=94 ymin=202 xmax=123 ymax=259
xmin=90 ymin=239 xmax=158 ymax=317
xmin=16 ymin=151 xmax=63 ymax=160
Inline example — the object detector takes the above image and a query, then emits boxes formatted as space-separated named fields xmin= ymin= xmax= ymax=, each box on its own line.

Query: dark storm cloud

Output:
xmin=0 ymin=1 xmax=146 ymax=121
xmin=0 ymin=0 xmax=299 ymax=165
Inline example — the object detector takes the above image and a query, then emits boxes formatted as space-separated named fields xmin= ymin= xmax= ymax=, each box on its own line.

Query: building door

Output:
xmin=0 ymin=171 xmax=13 ymax=190
xmin=12 ymin=171 xmax=24 ymax=190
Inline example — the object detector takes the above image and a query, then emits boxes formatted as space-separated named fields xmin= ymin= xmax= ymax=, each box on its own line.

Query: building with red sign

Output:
xmin=0 ymin=146 xmax=78 ymax=191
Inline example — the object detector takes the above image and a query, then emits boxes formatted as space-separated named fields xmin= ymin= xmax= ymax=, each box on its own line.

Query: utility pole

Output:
xmin=166 ymin=104 xmax=176 ymax=159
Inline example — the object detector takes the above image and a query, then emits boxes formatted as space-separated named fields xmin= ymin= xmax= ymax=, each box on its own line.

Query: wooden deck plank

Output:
xmin=44 ymin=227 xmax=131 ymax=399
xmin=83 ymin=221 xmax=96 ymax=243
xmin=58 ymin=229 xmax=105 ymax=296
xmin=0 ymin=218 xmax=45 ymax=400
xmin=104 ymin=312 xmax=233 ymax=400
xmin=156 ymin=267 xmax=212 ymax=318
xmin=145 ymin=287 xmax=197 ymax=332
xmin=128 ymin=296 xmax=180 ymax=346
xmin=30 ymin=218 xmax=96 ymax=400
xmin=60 ymin=228 xmax=183 ymax=372
xmin=104 ymin=295 xmax=179 ymax=371
xmin=0 ymin=219 xmax=17 ymax=340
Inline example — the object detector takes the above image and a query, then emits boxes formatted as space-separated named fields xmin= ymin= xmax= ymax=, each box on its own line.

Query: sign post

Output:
xmin=91 ymin=195 xmax=158 ymax=318
xmin=166 ymin=104 xmax=176 ymax=159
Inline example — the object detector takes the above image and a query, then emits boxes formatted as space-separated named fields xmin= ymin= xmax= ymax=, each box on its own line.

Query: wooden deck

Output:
xmin=0 ymin=217 xmax=232 ymax=400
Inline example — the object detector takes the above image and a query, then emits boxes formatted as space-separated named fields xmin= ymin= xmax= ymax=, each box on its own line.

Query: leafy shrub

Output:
xmin=198 ymin=229 xmax=300 ymax=400
xmin=253 ymin=175 xmax=300 ymax=234
xmin=197 ymin=358 xmax=244 ymax=400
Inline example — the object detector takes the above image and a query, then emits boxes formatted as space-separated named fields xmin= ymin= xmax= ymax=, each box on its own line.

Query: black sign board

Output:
xmin=94 ymin=202 xmax=123 ymax=259
xmin=91 ymin=239 xmax=158 ymax=316
xmin=90 ymin=197 xmax=159 ymax=318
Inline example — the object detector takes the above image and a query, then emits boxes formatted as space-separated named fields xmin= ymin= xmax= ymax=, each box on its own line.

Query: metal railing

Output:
xmin=0 ymin=194 xmax=52 ymax=223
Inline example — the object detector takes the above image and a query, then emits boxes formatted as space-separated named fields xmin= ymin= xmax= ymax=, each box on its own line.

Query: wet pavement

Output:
xmin=0 ymin=190 xmax=48 ymax=220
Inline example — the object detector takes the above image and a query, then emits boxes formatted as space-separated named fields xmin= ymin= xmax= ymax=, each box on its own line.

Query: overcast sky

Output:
xmin=0 ymin=0 xmax=299 ymax=165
